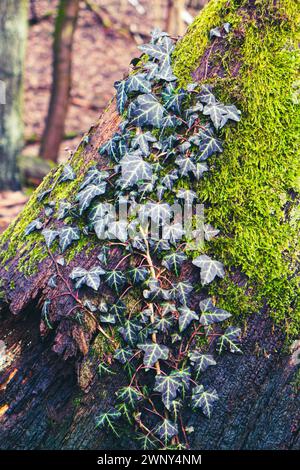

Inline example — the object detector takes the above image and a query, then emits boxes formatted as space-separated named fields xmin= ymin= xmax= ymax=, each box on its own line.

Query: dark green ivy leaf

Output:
xmin=177 ymin=306 xmax=199 ymax=332
xmin=154 ymin=373 xmax=182 ymax=410
xmin=191 ymin=384 xmax=219 ymax=417
xmin=216 ymin=326 xmax=242 ymax=354
xmin=76 ymin=182 xmax=107 ymax=214
xmin=114 ymin=347 xmax=134 ymax=364
xmin=116 ymin=386 xmax=143 ymax=408
xmin=114 ymin=79 xmax=128 ymax=114
xmin=119 ymin=152 xmax=153 ymax=188
xmin=154 ymin=418 xmax=178 ymax=445
xmin=70 ymin=266 xmax=105 ymax=290
xmin=125 ymin=73 xmax=152 ymax=94
xmin=128 ymin=93 xmax=166 ymax=128
xmin=118 ymin=320 xmax=141 ymax=346
xmin=137 ymin=342 xmax=169 ymax=368
xmin=131 ymin=131 xmax=156 ymax=156
xmin=162 ymin=252 xmax=187 ymax=276
xmin=127 ymin=266 xmax=149 ymax=285
xmin=95 ymin=408 xmax=121 ymax=436
xmin=105 ymin=270 xmax=127 ymax=293
xmin=192 ymin=255 xmax=225 ymax=285
xmin=58 ymin=164 xmax=76 ymax=183
xmin=199 ymin=297 xmax=231 ymax=325
xmin=189 ymin=351 xmax=216 ymax=378
xmin=173 ymin=281 xmax=193 ymax=305
xmin=59 ymin=226 xmax=80 ymax=252
xmin=25 ymin=218 xmax=43 ymax=235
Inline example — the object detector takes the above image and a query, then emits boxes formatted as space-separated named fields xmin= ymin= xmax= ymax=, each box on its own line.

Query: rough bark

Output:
xmin=0 ymin=0 xmax=28 ymax=190
xmin=0 ymin=0 xmax=299 ymax=450
xmin=39 ymin=0 xmax=80 ymax=162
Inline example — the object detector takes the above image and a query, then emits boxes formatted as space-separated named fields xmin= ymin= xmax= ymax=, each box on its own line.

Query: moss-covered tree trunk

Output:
xmin=0 ymin=0 xmax=28 ymax=190
xmin=0 ymin=0 xmax=299 ymax=450
xmin=39 ymin=0 xmax=80 ymax=162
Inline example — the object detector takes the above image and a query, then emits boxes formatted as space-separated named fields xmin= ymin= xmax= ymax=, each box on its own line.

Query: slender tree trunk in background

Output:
xmin=166 ymin=0 xmax=186 ymax=36
xmin=0 ymin=0 xmax=28 ymax=191
xmin=39 ymin=0 xmax=80 ymax=163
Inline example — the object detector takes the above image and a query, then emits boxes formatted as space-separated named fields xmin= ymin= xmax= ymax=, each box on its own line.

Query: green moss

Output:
xmin=173 ymin=0 xmax=300 ymax=336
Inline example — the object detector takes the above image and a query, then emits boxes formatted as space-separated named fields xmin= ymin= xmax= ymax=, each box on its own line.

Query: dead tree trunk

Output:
xmin=0 ymin=0 xmax=28 ymax=190
xmin=0 ymin=0 xmax=299 ymax=450
xmin=39 ymin=0 xmax=80 ymax=163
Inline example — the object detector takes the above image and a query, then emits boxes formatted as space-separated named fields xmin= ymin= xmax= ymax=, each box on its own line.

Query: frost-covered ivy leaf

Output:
xmin=199 ymin=297 xmax=231 ymax=325
xmin=116 ymin=386 xmax=143 ymax=407
xmin=223 ymin=22 xmax=231 ymax=33
xmin=192 ymin=384 xmax=219 ymax=417
xmin=198 ymin=85 xmax=216 ymax=105
xmin=128 ymin=93 xmax=166 ymax=128
xmin=131 ymin=131 xmax=156 ymax=156
xmin=138 ymin=342 xmax=169 ymax=368
xmin=154 ymin=314 xmax=173 ymax=333
xmin=89 ymin=202 xmax=112 ymax=224
xmin=209 ymin=26 xmax=222 ymax=39
xmin=127 ymin=266 xmax=149 ymax=285
xmin=70 ymin=266 xmax=105 ymax=290
xmin=160 ymin=114 xmax=181 ymax=134
xmin=57 ymin=256 xmax=65 ymax=266
xmin=144 ymin=61 xmax=160 ymax=81
xmin=99 ymin=313 xmax=116 ymax=324
xmin=154 ymin=373 xmax=181 ymax=410
xmin=119 ymin=320 xmax=141 ymax=346
xmin=162 ymin=252 xmax=187 ymax=276
xmin=175 ymin=155 xmax=196 ymax=176
xmin=57 ymin=201 xmax=72 ymax=220
xmin=192 ymin=163 xmax=209 ymax=180
xmin=185 ymin=101 xmax=203 ymax=116
xmin=157 ymin=58 xmax=177 ymax=82
xmin=25 ymin=218 xmax=43 ymax=236
xmin=58 ymin=164 xmax=76 ymax=183
xmin=105 ymin=270 xmax=127 ymax=293
xmin=38 ymin=188 xmax=53 ymax=202
xmin=192 ymin=254 xmax=225 ymax=285
xmin=161 ymin=171 xmax=178 ymax=190
xmin=146 ymin=202 xmax=172 ymax=224
xmin=173 ymin=281 xmax=193 ymax=305
xmin=216 ymin=326 xmax=242 ymax=354
xmin=196 ymin=135 xmax=223 ymax=161
xmin=59 ymin=226 xmax=80 ymax=252
xmin=149 ymin=238 xmax=171 ymax=253
xmin=189 ymin=352 xmax=216 ymax=377
xmin=154 ymin=418 xmax=178 ymax=445
xmin=162 ymin=223 xmax=184 ymax=244
xmin=42 ymin=229 xmax=59 ymax=248
xmin=99 ymin=135 xmax=120 ymax=161
xmin=157 ymin=185 xmax=166 ymax=200
xmin=178 ymin=307 xmax=199 ymax=332
xmin=204 ymin=223 xmax=220 ymax=241
xmin=202 ymin=102 xmax=229 ymax=130
xmin=114 ymin=347 xmax=134 ymax=364
xmin=163 ymin=89 xmax=186 ymax=115
xmin=114 ymin=79 xmax=128 ymax=114
xmin=95 ymin=408 xmax=121 ymax=435
xmin=76 ymin=182 xmax=107 ymax=214
xmin=177 ymin=189 xmax=197 ymax=205
xmin=119 ymin=152 xmax=153 ymax=188
xmin=138 ymin=42 xmax=169 ymax=61
xmin=79 ymin=168 xmax=109 ymax=191
xmin=107 ymin=220 xmax=128 ymax=242
xmin=220 ymin=104 xmax=241 ymax=128
xmin=48 ymin=275 xmax=57 ymax=289
xmin=126 ymin=73 xmax=152 ymax=94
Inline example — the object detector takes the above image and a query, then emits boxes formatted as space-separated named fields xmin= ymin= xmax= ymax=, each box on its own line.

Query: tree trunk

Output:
xmin=39 ymin=0 xmax=80 ymax=163
xmin=0 ymin=0 xmax=28 ymax=190
xmin=0 ymin=0 xmax=299 ymax=450
xmin=165 ymin=0 xmax=186 ymax=37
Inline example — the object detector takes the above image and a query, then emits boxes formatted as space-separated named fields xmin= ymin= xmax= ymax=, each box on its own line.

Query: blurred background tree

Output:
xmin=0 ymin=0 xmax=28 ymax=190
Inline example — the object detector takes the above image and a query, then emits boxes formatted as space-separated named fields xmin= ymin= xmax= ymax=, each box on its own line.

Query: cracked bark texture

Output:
xmin=0 ymin=0 xmax=299 ymax=450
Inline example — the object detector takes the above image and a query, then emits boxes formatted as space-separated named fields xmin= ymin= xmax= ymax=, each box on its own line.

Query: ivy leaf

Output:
xmin=209 ymin=26 xmax=222 ymax=39
xmin=138 ymin=42 xmax=169 ymax=61
xmin=220 ymin=104 xmax=241 ymax=127
xmin=110 ymin=300 xmax=126 ymax=319
xmin=192 ymin=254 xmax=225 ymax=285
xmin=99 ymin=135 xmax=120 ymax=161
xmin=162 ymin=223 xmax=184 ymax=245
xmin=70 ymin=266 xmax=105 ymax=290
xmin=175 ymin=155 xmax=196 ymax=176
xmin=200 ymin=297 xmax=230 ymax=323
xmin=128 ymin=93 xmax=166 ymax=128
xmin=25 ymin=219 xmax=43 ymax=235
xmin=105 ymin=270 xmax=127 ymax=293
xmin=76 ymin=182 xmax=107 ymax=214
xmin=154 ymin=373 xmax=182 ymax=410
xmin=196 ymin=135 xmax=223 ymax=161
xmin=173 ymin=281 xmax=193 ymax=305
xmin=98 ymin=362 xmax=115 ymax=377
xmin=189 ymin=352 xmax=216 ymax=377
xmin=126 ymin=73 xmax=152 ymax=94
xmin=131 ymin=131 xmax=156 ymax=156
xmin=119 ymin=152 xmax=153 ymax=188
xmin=193 ymin=163 xmax=208 ymax=180
xmin=116 ymin=386 xmax=143 ymax=407
xmin=202 ymin=102 xmax=229 ymax=130
xmin=89 ymin=202 xmax=112 ymax=224
xmin=204 ymin=224 xmax=220 ymax=241
xmin=198 ymin=85 xmax=216 ymax=105
xmin=42 ymin=229 xmax=59 ymax=248
xmin=154 ymin=314 xmax=173 ymax=333
xmin=37 ymin=188 xmax=53 ymax=202
xmin=172 ymin=367 xmax=191 ymax=391
xmin=154 ymin=418 xmax=178 ymax=445
xmin=162 ymin=252 xmax=187 ymax=276
xmin=145 ymin=202 xmax=172 ymax=224
xmin=127 ymin=267 xmax=149 ymax=285
xmin=143 ymin=279 xmax=172 ymax=302
xmin=178 ymin=307 xmax=199 ymax=332
xmin=59 ymin=226 xmax=80 ymax=252
xmin=160 ymin=114 xmax=181 ymax=134
xmin=58 ymin=164 xmax=76 ymax=183
xmin=48 ymin=275 xmax=57 ymax=288
xmin=107 ymin=220 xmax=128 ymax=242
xmin=161 ymin=171 xmax=178 ymax=190
xmin=177 ymin=189 xmax=197 ymax=205
xmin=216 ymin=326 xmax=242 ymax=354
xmin=57 ymin=201 xmax=72 ymax=220
xmin=137 ymin=342 xmax=169 ymax=367
xmin=114 ymin=79 xmax=128 ymax=114
xmin=114 ymin=347 xmax=134 ymax=364
xmin=95 ymin=408 xmax=121 ymax=436
xmin=79 ymin=168 xmax=109 ymax=191
xmin=144 ymin=61 xmax=160 ymax=81
xmin=162 ymin=89 xmax=186 ymax=115
xmin=119 ymin=320 xmax=142 ymax=346
xmin=191 ymin=385 xmax=219 ymax=417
